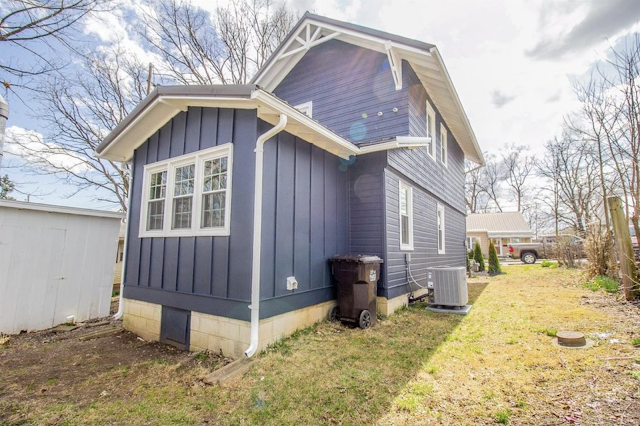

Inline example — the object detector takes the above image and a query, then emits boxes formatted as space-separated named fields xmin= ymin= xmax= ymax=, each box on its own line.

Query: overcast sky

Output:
xmin=3 ymin=0 xmax=640 ymax=209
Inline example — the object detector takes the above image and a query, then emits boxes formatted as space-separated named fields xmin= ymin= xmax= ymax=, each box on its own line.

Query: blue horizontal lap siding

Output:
xmin=348 ymin=152 xmax=387 ymax=293
xmin=273 ymin=39 xmax=409 ymax=143
xmin=384 ymin=169 xmax=466 ymax=299
xmin=382 ymin=64 xmax=467 ymax=299
xmin=124 ymin=108 xmax=350 ymax=321
xmin=392 ymin=64 xmax=466 ymax=213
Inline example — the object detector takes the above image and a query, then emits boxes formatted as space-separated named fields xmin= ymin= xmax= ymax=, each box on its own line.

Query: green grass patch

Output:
xmin=194 ymin=352 xmax=209 ymax=362
xmin=4 ymin=266 xmax=638 ymax=425
xmin=632 ymin=338 xmax=640 ymax=347
xmin=541 ymin=260 xmax=558 ymax=268
xmin=495 ymin=408 xmax=512 ymax=424
xmin=584 ymin=275 xmax=619 ymax=293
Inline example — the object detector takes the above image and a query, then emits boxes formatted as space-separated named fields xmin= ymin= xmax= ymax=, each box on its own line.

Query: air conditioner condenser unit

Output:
xmin=426 ymin=266 xmax=471 ymax=315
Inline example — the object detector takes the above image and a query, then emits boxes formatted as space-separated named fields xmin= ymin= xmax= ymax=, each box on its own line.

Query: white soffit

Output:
xmin=253 ymin=17 xmax=484 ymax=165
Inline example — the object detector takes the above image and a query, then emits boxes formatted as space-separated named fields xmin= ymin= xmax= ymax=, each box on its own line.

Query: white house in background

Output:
xmin=466 ymin=212 xmax=534 ymax=257
xmin=0 ymin=200 xmax=123 ymax=334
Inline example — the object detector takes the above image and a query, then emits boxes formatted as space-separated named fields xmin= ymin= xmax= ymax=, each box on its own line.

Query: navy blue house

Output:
xmin=97 ymin=13 xmax=484 ymax=358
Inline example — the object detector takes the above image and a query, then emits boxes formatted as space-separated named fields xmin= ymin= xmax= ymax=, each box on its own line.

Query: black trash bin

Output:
xmin=329 ymin=255 xmax=383 ymax=329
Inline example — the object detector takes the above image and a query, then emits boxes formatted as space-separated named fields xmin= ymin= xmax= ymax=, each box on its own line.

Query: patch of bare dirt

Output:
xmin=0 ymin=319 xmax=230 ymax=424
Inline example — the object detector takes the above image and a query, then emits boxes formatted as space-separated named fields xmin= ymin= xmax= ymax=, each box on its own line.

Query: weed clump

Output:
xmin=495 ymin=408 xmax=512 ymax=424
xmin=583 ymin=275 xmax=619 ymax=294
xmin=541 ymin=260 xmax=558 ymax=268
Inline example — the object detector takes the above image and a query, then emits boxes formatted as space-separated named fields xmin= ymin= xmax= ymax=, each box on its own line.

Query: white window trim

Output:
xmin=440 ymin=123 xmax=448 ymax=168
xmin=426 ymin=101 xmax=436 ymax=160
xmin=466 ymin=236 xmax=477 ymax=250
xmin=399 ymin=180 xmax=414 ymax=251
xmin=294 ymin=101 xmax=313 ymax=118
xmin=437 ymin=203 xmax=446 ymax=254
xmin=139 ymin=143 xmax=234 ymax=238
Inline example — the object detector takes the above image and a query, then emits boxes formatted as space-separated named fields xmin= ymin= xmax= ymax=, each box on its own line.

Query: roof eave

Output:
xmin=96 ymin=87 xmax=435 ymax=163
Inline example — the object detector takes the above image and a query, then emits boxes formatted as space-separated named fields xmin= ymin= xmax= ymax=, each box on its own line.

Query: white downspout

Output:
xmin=245 ymin=114 xmax=288 ymax=357
xmin=114 ymin=162 xmax=133 ymax=320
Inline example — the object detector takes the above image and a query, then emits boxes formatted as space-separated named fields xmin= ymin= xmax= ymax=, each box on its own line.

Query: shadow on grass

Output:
xmin=222 ymin=281 xmax=490 ymax=425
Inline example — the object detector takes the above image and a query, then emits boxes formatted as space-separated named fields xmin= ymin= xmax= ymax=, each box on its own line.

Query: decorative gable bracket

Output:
xmin=385 ymin=41 xmax=403 ymax=90
xmin=279 ymin=23 xmax=342 ymax=60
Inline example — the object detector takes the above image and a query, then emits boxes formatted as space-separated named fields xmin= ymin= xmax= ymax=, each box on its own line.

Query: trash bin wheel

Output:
xmin=359 ymin=310 xmax=372 ymax=329
xmin=329 ymin=306 xmax=340 ymax=322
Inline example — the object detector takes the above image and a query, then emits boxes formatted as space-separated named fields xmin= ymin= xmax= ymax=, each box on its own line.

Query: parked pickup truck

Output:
xmin=508 ymin=235 xmax=585 ymax=264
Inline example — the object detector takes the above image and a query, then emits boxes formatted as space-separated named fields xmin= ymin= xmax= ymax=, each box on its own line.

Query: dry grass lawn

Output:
xmin=1 ymin=265 xmax=639 ymax=425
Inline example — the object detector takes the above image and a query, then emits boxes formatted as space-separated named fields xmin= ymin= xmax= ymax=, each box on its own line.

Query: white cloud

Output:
xmin=370 ymin=0 xmax=638 ymax=159
xmin=5 ymin=126 xmax=91 ymax=174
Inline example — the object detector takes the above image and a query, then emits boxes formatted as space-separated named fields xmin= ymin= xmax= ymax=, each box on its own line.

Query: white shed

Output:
xmin=0 ymin=200 xmax=124 ymax=334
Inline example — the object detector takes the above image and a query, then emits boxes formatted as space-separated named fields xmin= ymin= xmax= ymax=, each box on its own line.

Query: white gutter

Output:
xmin=357 ymin=136 xmax=430 ymax=154
xmin=245 ymin=114 xmax=288 ymax=357
xmin=114 ymin=162 xmax=133 ymax=320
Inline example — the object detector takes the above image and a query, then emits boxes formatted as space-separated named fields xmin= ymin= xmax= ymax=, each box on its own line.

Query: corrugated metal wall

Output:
xmin=0 ymin=206 xmax=120 ymax=334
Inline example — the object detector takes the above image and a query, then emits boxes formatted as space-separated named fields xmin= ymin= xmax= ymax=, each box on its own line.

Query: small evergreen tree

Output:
xmin=0 ymin=175 xmax=15 ymax=200
xmin=473 ymin=241 xmax=485 ymax=272
xmin=488 ymin=240 xmax=502 ymax=275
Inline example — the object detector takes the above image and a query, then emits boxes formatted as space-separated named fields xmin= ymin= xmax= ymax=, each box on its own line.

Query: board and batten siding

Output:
xmin=384 ymin=169 xmax=466 ymax=299
xmin=273 ymin=39 xmax=410 ymax=143
xmin=124 ymin=108 xmax=349 ymax=321
xmin=0 ymin=204 xmax=120 ymax=334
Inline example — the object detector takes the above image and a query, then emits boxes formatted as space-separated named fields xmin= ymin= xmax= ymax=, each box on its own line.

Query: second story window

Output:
xmin=399 ymin=181 xmax=414 ymax=251
xmin=440 ymin=123 xmax=448 ymax=167
xmin=426 ymin=101 xmax=436 ymax=160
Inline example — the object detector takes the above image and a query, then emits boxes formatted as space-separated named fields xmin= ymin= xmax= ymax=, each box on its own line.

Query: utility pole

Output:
xmin=608 ymin=196 xmax=638 ymax=300
xmin=0 ymin=93 xmax=9 ymax=172
xmin=146 ymin=63 xmax=154 ymax=95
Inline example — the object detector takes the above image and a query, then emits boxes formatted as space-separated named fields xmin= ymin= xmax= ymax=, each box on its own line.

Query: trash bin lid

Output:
xmin=330 ymin=254 xmax=383 ymax=264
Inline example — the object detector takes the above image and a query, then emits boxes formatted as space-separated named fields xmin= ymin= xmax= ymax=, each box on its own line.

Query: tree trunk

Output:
xmin=608 ymin=196 xmax=638 ymax=300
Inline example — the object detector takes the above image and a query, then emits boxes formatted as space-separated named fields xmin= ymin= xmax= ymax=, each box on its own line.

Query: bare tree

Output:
xmin=604 ymin=34 xmax=640 ymax=246
xmin=465 ymin=162 xmax=489 ymax=213
xmin=501 ymin=144 xmax=535 ymax=213
xmin=9 ymin=43 xmax=147 ymax=210
xmin=138 ymin=0 xmax=297 ymax=85
xmin=477 ymin=153 xmax=504 ymax=212
xmin=1 ymin=0 xmax=110 ymax=87
xmin=538 ymin=132 xmax=600 ymax=234
xmin=9 ymin=1 xmax=296 ymax=210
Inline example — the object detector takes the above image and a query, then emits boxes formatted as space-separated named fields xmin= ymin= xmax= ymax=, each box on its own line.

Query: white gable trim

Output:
xmin=252 ymin=16 xmax=484 ymax=165
xmin=385 ymin=41 xmax=403 ymax=90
